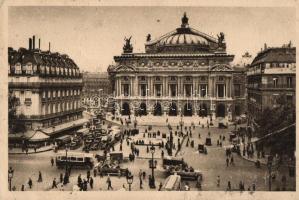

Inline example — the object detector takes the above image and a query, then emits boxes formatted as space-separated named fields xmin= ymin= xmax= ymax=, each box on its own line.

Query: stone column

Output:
xmin=130 ymin=77 xmax=133 ymax=96
xmin=208 ymin=76 xmax=213 ymax=98
xmin=116 ymin=77 xmax=119 ymax=96
xmin=165 ymin=76 xmax=169 ymax=97
xmin=134 ymin=75 xmax=138 ymax=97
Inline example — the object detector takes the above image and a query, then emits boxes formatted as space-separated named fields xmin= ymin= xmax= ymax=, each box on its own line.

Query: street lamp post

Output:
xmin=8 ymin=167 xmax=14 ymax=191
xmin=64 ymin=144 xmax=70 ymax=184
xmin=126 ymin=173 xmax=134 ymax=191
xmin=149 ymin=145 xmax=157 ymax=188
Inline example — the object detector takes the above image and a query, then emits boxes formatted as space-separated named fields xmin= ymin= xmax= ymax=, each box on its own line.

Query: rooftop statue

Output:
xmin=146 ymin=34 xmax=151 ymax=42
xmin=217 ymin=32 xmax=225 ymax=44
xmin=181 ymin=12 xmax=189 ymax=28
xmin=123 ymin=36 xmax=133 ymax=53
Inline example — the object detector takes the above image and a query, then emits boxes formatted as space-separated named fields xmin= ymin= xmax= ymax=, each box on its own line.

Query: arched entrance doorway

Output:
xmin=139 ymin=102 xmax=147 ymax=116
xmin=198 ymin=103 xmax=208 ymax=117
xmin=121 ymin=102 xmax=130 ymax=115
xmin=216 ymin=103 xmax=225 ymax=117
xmin=153 ymin=102 xmax=162 ymax=116
xmin=169 ymin=102 xmax=177 ymax=116
xmin=184 ymin=103 xmax=193 ymax=116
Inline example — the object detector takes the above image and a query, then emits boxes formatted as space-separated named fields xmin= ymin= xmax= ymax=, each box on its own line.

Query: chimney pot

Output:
xmin=29 ymin=38 xmax=32 ymax=50
xmin=33 ymin=35 xmax=36 ymax=49
xmin=39 ymin=38 xmax=41 ymax=49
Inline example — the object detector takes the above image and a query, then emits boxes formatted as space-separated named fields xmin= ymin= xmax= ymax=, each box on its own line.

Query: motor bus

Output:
xmin=55 ymin=151 xmax=95 ymax=169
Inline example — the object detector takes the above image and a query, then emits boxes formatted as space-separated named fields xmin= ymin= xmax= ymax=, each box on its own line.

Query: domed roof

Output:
xmin=145 ymin=13 xmax=225 ymax=54
xmin=159 ymin=32 xmax=209 ymax=46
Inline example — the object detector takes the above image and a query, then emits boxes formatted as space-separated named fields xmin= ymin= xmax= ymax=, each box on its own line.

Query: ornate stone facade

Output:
xmin=8 ymin=36 xmax=84 ymax=131
xmin=108 ymin=13 xmax=246 ymax=120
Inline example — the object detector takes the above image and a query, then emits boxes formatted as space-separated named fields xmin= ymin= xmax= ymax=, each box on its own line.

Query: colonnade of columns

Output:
xmin=114 ymin=75 xmax=233 ymax=99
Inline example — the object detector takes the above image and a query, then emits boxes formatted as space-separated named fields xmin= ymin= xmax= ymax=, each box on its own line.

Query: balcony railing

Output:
xmin=247 ymin=83 xmax=295 ymax=89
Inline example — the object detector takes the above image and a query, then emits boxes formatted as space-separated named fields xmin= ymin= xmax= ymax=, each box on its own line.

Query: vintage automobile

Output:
xmin=162 ymin=156 xmax=187 ymax=170
xmin=69 ymin=141 xmax=81 ymax=150
xmin=205 ymin=137 xmax=212 ymax=146
xmin=198 ymin=143 xmax=207 ymax=154
xmin=167 ymin=167 xmax=203 ymax=181
xmin=109 ymin=151 xmax=124 ymax=163
xmin=95 ymin=152 xmax=106 ymax=162
xmin=97 ymin=163 xmax=129 ymax=177
xmin=229 ymin=133 xmax=237 ymax=142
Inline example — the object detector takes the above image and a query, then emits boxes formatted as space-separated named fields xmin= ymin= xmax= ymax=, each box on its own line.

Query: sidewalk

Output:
xmin=9 ymin=145 xmax=53 ymax=155
xmin=106 ymin=115 xmax=233 ymax=127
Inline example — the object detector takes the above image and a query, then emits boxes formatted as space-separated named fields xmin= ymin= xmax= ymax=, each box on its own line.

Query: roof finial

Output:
xmin=181 ymin=12 xmax=189 ymax=28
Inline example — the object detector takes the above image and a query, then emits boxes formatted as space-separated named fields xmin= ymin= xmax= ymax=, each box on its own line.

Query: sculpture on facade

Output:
xmin=123 ymin=36 xmax=133 ymax=53
xmin=146 ymin=34 xmax=151 ymax=42
xmin=217 ymin=32 xmax=225 ymax=44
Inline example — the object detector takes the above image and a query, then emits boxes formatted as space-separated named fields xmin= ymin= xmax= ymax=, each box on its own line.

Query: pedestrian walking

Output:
xmin=139 ymin=176 xmax=143 ymax=189
xmin=93 ymin=168 xmax=97 ymax=177
xmin=21 ymin=184 xmax=25 ymax=191
xmin=252 ymin=183 xmax=256 ymax=191
xmin=52 ymin=178 xmax=58 ymax=189
xmin=217 ymin=176 xmax=220 ymax=187
xmin=142 ymin=171 xmax=146 ymax=180
xmin=28 ymin=178 xmax=33 ymax=189
xmin=89 ymin=177 xmax=94 ymax=189
xmin=38 ymin=171 xmax=43 ymax=182
xmin=158 ymin=182 xmax=163 ymax=191
xmin=77 ymin=174 xmax=82 ymax=186
xmin=227 ymin=181 xmax=231 ymax=191
xmin=226 ymin=157 xmax=229 ymax=167
xmin=230 ymin=156 xmax=234 ymax=166
xmin=51 ymin=157 xmax=54 ymax=166
xmin=87 ymin=170 xmax=91 ymax=181
xmin=60 ymin=173 xmax=63 ymax=183
xmin=83 ymin=179 xmax=88 ymax=191
xmin=106 ymin=175 xmax=113 ymax=190
xmin=161 ymin=150 xmax=164 ymax=158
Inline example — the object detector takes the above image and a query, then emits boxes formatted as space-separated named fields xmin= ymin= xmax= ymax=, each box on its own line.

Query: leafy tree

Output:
xmin=256 ymin=93 xmax=295 ymax=137
xmin=8 ymin=92 xmax=26 ymax=133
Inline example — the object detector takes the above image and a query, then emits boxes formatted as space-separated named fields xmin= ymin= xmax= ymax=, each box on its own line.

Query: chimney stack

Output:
xmin=29 ymin=38 xmax=32 ymax=50
xmin=49 ymin=42 xmax=51 ymax=51
xmin=39 ymin=38 xmax=41 ymax=49
xmin=33 ymin=35 xmax=36 ymax=49
xmin=264 ymin=43 xmax=267 ymax=50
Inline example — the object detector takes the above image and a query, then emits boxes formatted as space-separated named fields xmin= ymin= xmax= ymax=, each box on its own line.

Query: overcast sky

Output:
xmin=8 ymin=6 xmax=296 ymax=72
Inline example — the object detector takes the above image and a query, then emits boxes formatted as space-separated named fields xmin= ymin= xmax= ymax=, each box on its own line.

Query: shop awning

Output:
xmin=28 ymin=130 xmax=50 ymax=142
xmin=42 ymin=118 xmax=89 ymax=136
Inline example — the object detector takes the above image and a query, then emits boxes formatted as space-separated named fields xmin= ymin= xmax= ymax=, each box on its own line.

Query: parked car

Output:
xmin=198 ymin=143 xmax=207 ymax=154
xmin=97 ymin=163 xmax=129 ymax=177
xmin=229 ymin=133 xmax=237 ymax=142
xmin=205 ymin=137 xmax=212 ymax=146
xmin=168 ymin=167 xmax=203 ymax=181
